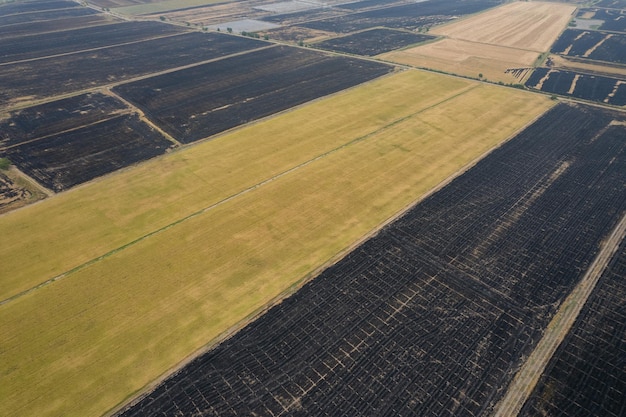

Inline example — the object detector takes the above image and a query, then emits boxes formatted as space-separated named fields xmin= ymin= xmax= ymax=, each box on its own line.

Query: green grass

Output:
xmin=0 ymin=70 xmax=554 ymax=417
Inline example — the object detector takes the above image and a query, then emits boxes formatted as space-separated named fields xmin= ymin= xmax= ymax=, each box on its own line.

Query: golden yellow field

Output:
xmin=382 ymin=1 xmax=576 ymax=83
xmin=380 ymin=38 xmax=540 ymax=83
xmin=430 ymin=2 xmax=576 ymax=51
xmin=0 ymin=70 xmax=553 ymax=417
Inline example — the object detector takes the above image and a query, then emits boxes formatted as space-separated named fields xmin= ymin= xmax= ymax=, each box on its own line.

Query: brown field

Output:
xmin=382 ymin=1 xmax=575 ymax=83
xmin=430 ymin=1 xmax=576 ymax=51
xmin=380 ymin=38 xmax=540 ymax=83
xmin=549 ymin=54 xmax=626 ymax=78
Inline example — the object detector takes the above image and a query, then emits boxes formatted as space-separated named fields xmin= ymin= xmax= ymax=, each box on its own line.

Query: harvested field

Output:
xmin=0 ymin=0 xmax=81 ymax=15
xmin=382 ymin=1 xmax=576 ymax=82
xmin=1 ymin=114 xmax=175 ymax=192
xmin=430 ymin=1 xmax=576 ymax=51
xmin=0 ymin=14 xmax=117 ymax=40
xmin=520 ymin=235 xmax=626 ymax=417
xmin=300 ymin=0 xmax=498 ymax=33
xmin=313 ymin=28 xmax=435 ymax=56
xmin=161 ymin=0 xmax=270 ymax=25
xmin=0 ymin=5 xmax=99 ymax=27
xmin=114 ymin=0 xmax=230 ymax=16
xmin=381 ymin=38 xmax=539 ymax=83
xmin=0 ymin=72 xmax=553 ymax=417
xmin=591 ymin=8 xmax=626 ymax=33
xmin=526 ymin=68 xmax=626 ymax=105
xmin=548 ymin=54 xmax=626 ymax=78
xmin=0 ymin=21 xmax=185 ymax=64
xmin=552 ymin=29 xmax=626 ymax=64
xmin=113 ymin=45 xmax=393 ymax=143
xmin=117 ymin=103 xmax=626 ymax=417
xmin=0 ymin=92 xmax=130 ymax=148
xmin=0 ymin=32 xmax=266 ymax=109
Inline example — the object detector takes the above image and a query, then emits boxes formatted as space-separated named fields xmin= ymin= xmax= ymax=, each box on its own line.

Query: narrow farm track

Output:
xmin=492 ymin=212 xmax=626 ymax=417
xmin=0 ymin=82 xmax=481 ymax=307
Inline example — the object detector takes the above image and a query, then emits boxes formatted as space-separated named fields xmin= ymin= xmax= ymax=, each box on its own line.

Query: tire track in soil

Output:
xmin=491 ymin=211 xmax=626 ymax=417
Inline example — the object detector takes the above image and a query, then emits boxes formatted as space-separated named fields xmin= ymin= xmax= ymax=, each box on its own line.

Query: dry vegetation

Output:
xmin=382 ymin=1 xmax=576 ymax=83
xmin=0 ymin=70 xmax=553 ymax=417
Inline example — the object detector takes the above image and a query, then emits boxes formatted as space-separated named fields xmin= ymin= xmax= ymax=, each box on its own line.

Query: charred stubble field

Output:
xmin=0 ymin=21 xmax=186 ymax=64
xmin=0 ymin=32 xmax=265 ymax=108
xmin=118 ymin=103 xmax=626 ymax=417
xmin=312 ymin=28 xmax=435 ymax=57
xmin=2 ymin=114 xmax=174 ymax=192
xmin=113 ymin=45 xmax=393 ymax=143
xmin=520 ymin=237 xmax=626 ymax=417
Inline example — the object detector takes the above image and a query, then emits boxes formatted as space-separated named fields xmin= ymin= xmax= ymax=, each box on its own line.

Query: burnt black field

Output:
xmin=113 ymin=45 xmax=393 ymax=143
xmin=313 ymin=28 xmax=435 ymax=56
xmin=0 ymin=0 xmax=82 ymax=16
xmin=551 ymin=29 xmax=626 ymax=64
xmin=0 ymin=92 xmax=128 ymax=148
xmin=0 ymin=21 xmax=185 ymax=64
xmin=520 ymin=237 xmax=626 ymax=417
xmin=0 ymin=32 xmax=265 ymax=108
xmin=586 ymin=8 xmax=626 ymax=33
xmin=1 ymin=114 xmax=174 ymax=192
xmin=0 ymin=4 xmax=98 ymax=27
xmin=117 ymin=103 xmax=626 ymax=416
xmin=300 ymin=0 xmax=499 ymax=33
xmin=525 ymin=68 xmax=626 ymax=105
xmin=0 ymin=14 xmax=114 ymax=40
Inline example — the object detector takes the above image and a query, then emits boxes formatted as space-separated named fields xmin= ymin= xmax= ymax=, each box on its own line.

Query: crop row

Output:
xmin=520 ymin=236 xmax=626 ymax=417
xmin=113 ymin=45 xmax=393 ymax=143
xmin=526 ymin=68 xmax=626 ymax=105
xmin=117 ymin=103 xmax=626 ymax=416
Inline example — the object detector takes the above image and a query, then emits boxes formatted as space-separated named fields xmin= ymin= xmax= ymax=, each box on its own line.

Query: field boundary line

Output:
xmin=107 ymin=88 xmax=555 ymax=417
xmin=0 ymin=82 xmax=478 ymax=307
xmin=491 ymin=211 xmax=626 ymax=417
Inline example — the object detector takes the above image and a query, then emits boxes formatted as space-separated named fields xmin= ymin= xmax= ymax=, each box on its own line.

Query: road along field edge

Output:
xmin=491 ymin=211 xmax=626 ymax=417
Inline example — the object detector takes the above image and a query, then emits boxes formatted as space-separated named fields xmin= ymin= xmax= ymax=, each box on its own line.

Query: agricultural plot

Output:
xmin=0 ymin=73 xmax=554 ymax=417
xmin=551 ymin=29 xmax=626 ymax=64
xmin=525 ymin=68 xmax=626 ymax=106
xmin=0 ymin=5 xmax=99 ymax=27
xmin=0 ymin=21 xmax=186 ymax=64
xmin=0 ymin=0 xmax=82 ymax=15
xmin=0 ymin=92 xmax=129 ymax=148
xmin=0 ymin=32 xmax=266 ymax=109
xmin=114 ymin=45 xmax=393 ymax=143
xmin=520 ymin=237 xmax=626 ymax=417
xmin=382 ymin=1 xmax=575 ymax=83
xmin=591 ymin=8 xmax=626 ymax=33
xmin=117 ymin=103 xmax=626 ymax=417
xmin=1 ymin=113 xmax=174 ymax=192
xmin=429 ymin=1 xmax=576 ymax=52
xmin=0 ymin=14 xmax=115 ymax=40
xmin=313 ymin=28 xmax=435 ymax=56
xmin=299 ymin=0 xmax=498 ymax=33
